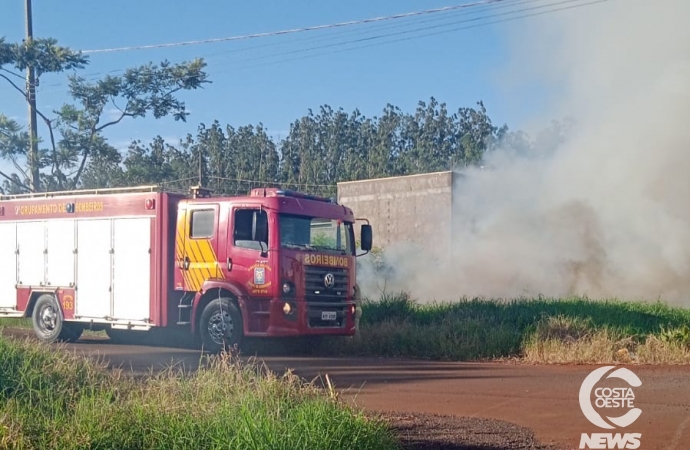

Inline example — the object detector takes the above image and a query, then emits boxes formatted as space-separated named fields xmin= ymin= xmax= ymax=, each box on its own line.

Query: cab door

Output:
xmin=225 ymin=206 xmax=274 ymax=298
xmin=175 ymin=203 xmax=222 ymax=292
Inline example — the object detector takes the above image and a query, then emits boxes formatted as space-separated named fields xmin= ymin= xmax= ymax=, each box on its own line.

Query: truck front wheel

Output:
xmin=198 ymin=297 xmax=243 ymax=353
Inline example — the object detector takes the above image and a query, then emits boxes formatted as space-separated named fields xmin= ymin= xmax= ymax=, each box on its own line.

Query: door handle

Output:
xmin=227 ymin=257 xmax=233 ymax=271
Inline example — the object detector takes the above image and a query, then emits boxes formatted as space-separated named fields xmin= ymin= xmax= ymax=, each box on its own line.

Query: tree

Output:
xmin=0 ymin=114 xmax=31 ymax=194
xmin=455 ymin=100 xmax=506 ymax=166
xmin=14 ymin=95 xmax=508 ymax=195
xmin=0 ymin=36 xmax=210 ymax=193
xmin=1 ymin=36 xmax=87 ymax=192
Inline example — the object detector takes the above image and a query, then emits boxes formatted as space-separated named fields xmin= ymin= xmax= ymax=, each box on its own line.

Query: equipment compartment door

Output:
xmin=76 ymin=219 xmax=112 ymax=319
xmin=112 ymin=218 xmax=152 ymax=321
xmin=17 ymin=221 xmax=45 ymax=287
xmin=0 ymin=223 xmax=17 ymax=309
xmin=46 ymin=220 xmax=75 ymax=287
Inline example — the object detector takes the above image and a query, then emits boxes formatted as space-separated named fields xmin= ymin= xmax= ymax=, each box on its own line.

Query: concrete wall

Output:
xmin=337 ymin=171 xmax=455 ymax=249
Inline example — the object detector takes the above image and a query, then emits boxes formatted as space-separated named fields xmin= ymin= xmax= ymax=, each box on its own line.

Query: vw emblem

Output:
xmin=323 ymin=273 xmax=335 ymax=288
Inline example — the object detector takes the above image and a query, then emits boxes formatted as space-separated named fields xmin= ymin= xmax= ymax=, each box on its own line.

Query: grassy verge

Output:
xmin=320 ymin=293 xmax=690 ymax=364
xmin=0 ymin=333 xmax=398 ymax=450
xmin=0 ymin=318 xmax=30 ymax=329
xmin=5 ymin=294 xmax=690 ymax=365
xmin=0 ymin=318 xmax=106 ymax=339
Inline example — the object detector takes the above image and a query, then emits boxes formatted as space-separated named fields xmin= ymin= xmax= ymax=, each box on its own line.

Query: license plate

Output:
xmin=321 ymin=311 xmax=337 ymax=321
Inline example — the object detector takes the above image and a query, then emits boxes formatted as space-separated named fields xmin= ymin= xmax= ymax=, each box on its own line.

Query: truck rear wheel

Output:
xmin=31 ymin=294 xmax=82 ymax=343
xmin=198 ymin=297 xmax=243 ymax=353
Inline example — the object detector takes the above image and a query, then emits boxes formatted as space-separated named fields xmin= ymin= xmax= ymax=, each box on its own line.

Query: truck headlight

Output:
xmin=282 ymin=282 xmax=293 ymax=294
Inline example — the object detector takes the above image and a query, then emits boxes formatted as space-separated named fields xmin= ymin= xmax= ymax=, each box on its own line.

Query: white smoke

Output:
xmin=358 ymin=0 xmax=690 ymax=305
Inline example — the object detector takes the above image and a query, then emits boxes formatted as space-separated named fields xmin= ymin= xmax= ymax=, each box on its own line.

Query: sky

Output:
xmin=0 ymin=0 xmax=603 ymax=172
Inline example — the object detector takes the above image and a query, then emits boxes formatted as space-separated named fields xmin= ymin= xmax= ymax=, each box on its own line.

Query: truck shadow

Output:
xmin=76 ymin=331 xmax=370 ymax=358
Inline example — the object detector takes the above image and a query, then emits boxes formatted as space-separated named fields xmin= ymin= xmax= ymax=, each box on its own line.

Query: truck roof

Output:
xmin=0 ymin=185 xmax=356 ymax=222
xmin=0 ymin=185 xmax=332 ymax=203
xmin=184 ymin=187 xmax=355 ymax=222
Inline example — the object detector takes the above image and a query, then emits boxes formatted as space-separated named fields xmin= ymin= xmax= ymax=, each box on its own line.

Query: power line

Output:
xmin=81 ymin=0 xmax=510 ymax=54
xmin=211 ymin=0 xmax=593 ymax=69
xmin=32 ymin=0 xmax=605 ymax=95
xmin=27 ymin=0 xmax=499 ymax=92
xmin=198 ymin=0 xmax=537 ymax=60
xmin=33 ymin=0 xmax=530 ymax=90
xmin=231 ymin=0 xmax=611 ymax=71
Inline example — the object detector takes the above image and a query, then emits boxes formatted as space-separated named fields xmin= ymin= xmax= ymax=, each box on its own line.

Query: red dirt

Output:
xmin=3 ymin=329 xmax=689 ymax=450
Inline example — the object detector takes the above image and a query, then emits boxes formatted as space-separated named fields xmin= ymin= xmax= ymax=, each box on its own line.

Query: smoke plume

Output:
xmin=358 ymin=0 xmax=690 ymax=305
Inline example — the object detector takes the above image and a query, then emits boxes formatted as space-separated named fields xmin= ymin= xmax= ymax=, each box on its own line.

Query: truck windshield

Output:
xmin=279 ymin=214 xmax=353 ymax=254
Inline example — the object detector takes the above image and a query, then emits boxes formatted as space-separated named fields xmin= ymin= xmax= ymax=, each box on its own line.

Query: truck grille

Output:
xmin=304 ymin=266 xmax=349 ymax=303
xmin=303 ymin=266 xmax=349 ymax=328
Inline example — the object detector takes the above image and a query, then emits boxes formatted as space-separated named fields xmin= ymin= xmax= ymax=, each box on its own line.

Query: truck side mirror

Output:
xmin=360 ymin=224 xmax=373 ymax=252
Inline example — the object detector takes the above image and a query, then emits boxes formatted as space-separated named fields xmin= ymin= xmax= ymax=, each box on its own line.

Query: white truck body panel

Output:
xmin=112 ymin=218 xmax=151 ymax=321
xmin=17 ymin=221 xmax=46 ymax=287
xmin=75 ymin=219 xmax=112 ymax=319
xmin=0 ymin=187 xmax=159 ymax=328
xmin=0 ymin=215 xmax=155 ymax=325
xmin=46 ymin=219 xmax=75 ymax=287
xmin=0 ymin=222 xmax=17 ymax=310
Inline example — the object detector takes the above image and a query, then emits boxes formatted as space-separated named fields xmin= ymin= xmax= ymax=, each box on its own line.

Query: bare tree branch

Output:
xmin=71 ymin=105 xmax=105 ymax=189
xmin=0 ymin=68 xmax=25 ymax=80
xmin=35 ymin=109 xmax=61 ymax=188
xmin=0 ymin=72 xmax=27 ymax=99
xmin=1 ymin=70 xmax=64 ymax=186
xmin=71 ymin=103 xmax=135 ymax=189
xmin=72 ymin=153 xmax=90 ymax=190
xmin=111 ymin=98 xmax=125 ymax=113
xmin=95 ymin=110 xmax=134 ymax=132
xmin=2 ymin=72 xmax=65 ymax=188
xmin=0 ymin=168 xmax=30 ymax=191
xmin=9 ymin=155 xmax=29 ymax=180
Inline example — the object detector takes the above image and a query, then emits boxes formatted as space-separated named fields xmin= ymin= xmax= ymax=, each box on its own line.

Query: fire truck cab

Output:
xmin=0 ymin=185 xmax=372 ymax=353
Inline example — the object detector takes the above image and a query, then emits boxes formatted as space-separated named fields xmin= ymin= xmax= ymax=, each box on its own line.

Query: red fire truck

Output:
xmin=0 ymin=185 xmax=372 ymax=353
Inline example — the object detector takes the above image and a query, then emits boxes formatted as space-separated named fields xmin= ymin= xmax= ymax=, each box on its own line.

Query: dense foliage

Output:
xmin=1 ymin=35 xmax=522 ymax=197
xmin=80 ymin=98 xmax=508 ymax=198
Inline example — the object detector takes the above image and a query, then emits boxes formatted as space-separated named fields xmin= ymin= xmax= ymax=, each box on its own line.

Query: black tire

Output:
xmin=31 ymin=294 xmax=77 ymax=343
xmin=198 ymin=297 xmax=243 ymax=354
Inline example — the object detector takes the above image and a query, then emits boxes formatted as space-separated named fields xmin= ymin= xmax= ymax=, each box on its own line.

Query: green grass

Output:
xmin=0 ymin=333 xmax=398 ymax=450
xmin=0 ymin=318 xmax=30 ymax=329
xmin=319 ymin=292 xmax=690 ymax=362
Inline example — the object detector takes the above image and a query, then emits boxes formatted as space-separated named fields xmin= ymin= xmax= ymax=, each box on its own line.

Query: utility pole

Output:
xmin=25 ymin=0 xmax=39 ymax=192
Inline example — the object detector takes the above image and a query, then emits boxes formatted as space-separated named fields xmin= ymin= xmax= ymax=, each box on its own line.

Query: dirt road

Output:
xmin=5 ymin=331 xmax=690 ymax=450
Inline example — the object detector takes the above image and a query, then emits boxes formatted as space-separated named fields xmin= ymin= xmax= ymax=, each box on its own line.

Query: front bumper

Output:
xmin=265 ymin=297 xmax=356 ymax=337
